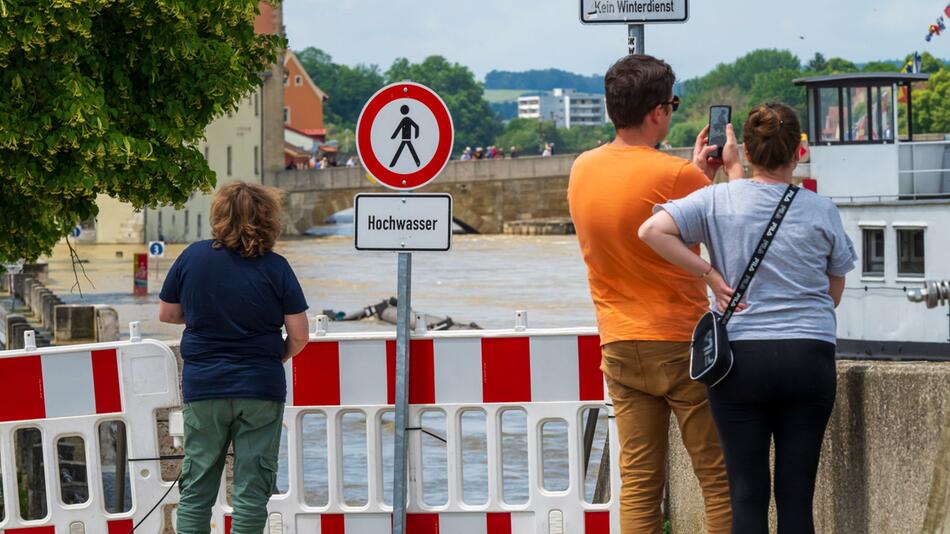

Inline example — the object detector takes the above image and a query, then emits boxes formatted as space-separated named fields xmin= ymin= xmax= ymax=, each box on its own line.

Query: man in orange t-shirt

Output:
xmin=568 ymin=55 xmax=742 ymax=534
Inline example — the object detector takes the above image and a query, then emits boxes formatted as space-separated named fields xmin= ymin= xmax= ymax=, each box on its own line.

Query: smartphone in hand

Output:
xmin=708 ymin=105 xmax=731 ymax=160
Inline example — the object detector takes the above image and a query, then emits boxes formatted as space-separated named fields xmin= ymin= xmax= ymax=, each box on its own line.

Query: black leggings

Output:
xmin=707 ymin=339 xmax=836 ymax=534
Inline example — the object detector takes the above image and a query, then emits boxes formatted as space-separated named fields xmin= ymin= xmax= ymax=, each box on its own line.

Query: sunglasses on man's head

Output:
xmin=658 ymin=95 xmax=680 ymax=112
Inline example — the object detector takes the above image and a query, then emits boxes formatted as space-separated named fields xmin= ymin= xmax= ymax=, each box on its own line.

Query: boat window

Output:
xmin=818 ymin=87 xmax=841 ymax=143
xmin=581 ymin=407 xmax=612 ymax=504
xmin=845 ymin=87 xmax=868 ymax=141
xmin=862 ymin=228 xmax=885 ymax=277
xmin=871 ymin=86 xmax=894 ymax=141
xmin=275 ymin=425 xmax=289 ymax=495
xmin=57 ymin=436 xmax=90 ymax=505
xmin=341 ymin=411 xmax=369 ymax=506
xmin=16 ymin=427 xmax=48 ymax=520
xmin=98 ymin=420 xmax=133 ymax=513
xmin=302 ymin=412 xmax=329 ymax=507
xmin=420 ymin=411 xmax=448 ymax=506
xmin=500 ymin=408 xmax=528 ymax=505
xmin=897 ymin=228 xmax=925 ymax=277
xmin=541 ymin=419 xmax=569 ymax=492
xmin=460 ymin=409 xmax=488 ymax=505
xmin=380 ymin=410 xmax=395 ymax=506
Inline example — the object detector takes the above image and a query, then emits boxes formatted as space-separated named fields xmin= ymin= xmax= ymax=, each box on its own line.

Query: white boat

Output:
xmin=794 ymin=72 xmax=949 ymax=359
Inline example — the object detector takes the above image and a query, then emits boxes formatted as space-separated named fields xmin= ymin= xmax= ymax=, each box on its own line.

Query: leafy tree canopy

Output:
xmin=385 ymin=56 xmax=502 ymax=154
xmin=485 ymin=68 xmax=603 ymax=94
xmin=914 ymin=68 xmax=950 ymax=134
xmin=295 ymin=47 xmax=383 ymax=129
xmin=0 ymin=0 xmax=284 ymax=263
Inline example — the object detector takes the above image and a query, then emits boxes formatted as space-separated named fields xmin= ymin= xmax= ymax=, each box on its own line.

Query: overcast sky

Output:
xmin=284 ymin=0 xmax=947 ymax=82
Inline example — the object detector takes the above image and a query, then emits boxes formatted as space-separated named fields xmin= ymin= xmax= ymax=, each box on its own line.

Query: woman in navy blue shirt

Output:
xmin=160 ymin=181 xmax=309 ymax=533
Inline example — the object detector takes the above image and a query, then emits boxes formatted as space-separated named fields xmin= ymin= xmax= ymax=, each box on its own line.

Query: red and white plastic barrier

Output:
xmin=0 ymin=325 xmax=180 ymax=533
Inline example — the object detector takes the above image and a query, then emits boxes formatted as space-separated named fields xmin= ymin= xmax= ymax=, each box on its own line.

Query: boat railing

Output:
xmin=830 ymin=192 xmax=950 ymax=204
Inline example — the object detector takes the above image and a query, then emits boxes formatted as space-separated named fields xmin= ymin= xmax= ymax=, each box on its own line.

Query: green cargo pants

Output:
xmin=176 ymin=399 xmax=284 ymax=534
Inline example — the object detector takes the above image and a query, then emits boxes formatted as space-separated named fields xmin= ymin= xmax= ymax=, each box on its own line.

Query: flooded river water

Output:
xmin=46 ymin=235 xmax=597 ymax=339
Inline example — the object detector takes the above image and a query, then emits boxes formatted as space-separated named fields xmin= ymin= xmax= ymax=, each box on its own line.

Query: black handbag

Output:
xmin=690 ymin=183 xmax=799 ymax=386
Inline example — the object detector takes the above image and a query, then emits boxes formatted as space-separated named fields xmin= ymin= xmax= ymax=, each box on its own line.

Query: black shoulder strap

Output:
xmin=720 ymin=183 xmax=799 ymax=325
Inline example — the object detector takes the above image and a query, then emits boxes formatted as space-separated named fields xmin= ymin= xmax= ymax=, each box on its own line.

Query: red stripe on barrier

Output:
xmin=321 ymin=514 xmax=345 ymax=534
xmin=0 ymin=356 xmax=45 ymax=422
xmin=577 ymin=335 xmax=604 ymax=401
xmin=406 ymin=513 xmax=440 ymax=534
xmin=481 ymin=337 xmax=531 ymax=403
xmin=487 ymin=512 xmax=513 ymax=534
xmin=224 ymin=515 xmax=232 ymax=534
xmin=107 ymin=519 xmax=135 ymax=534
xmin=92 ymin=349 xmax=122 ymax=413
xmin=585 ymin=511 xmax=610 ymax=534
xmin=4 ymin=527 xmax=55 ymax=533
xmin=293 ymin=342 xmax=341 ymax=406
xmin=386 ymin=339 xmax=436 ymax=405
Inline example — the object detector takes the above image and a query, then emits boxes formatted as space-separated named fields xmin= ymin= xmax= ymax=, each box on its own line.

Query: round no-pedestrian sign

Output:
xmin=356 ymin=82 xmax=454 ymax=190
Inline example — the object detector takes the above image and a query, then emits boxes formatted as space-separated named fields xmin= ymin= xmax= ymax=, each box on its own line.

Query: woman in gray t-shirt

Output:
xmin=640 ymin=103 xmax=856 ymax=534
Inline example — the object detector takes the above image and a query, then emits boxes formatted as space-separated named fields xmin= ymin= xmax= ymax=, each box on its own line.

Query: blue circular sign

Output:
xmin=149 ymin=242 xmax=165 ymax=256
xmin=70 ymin=226 xmax=81 ymax=238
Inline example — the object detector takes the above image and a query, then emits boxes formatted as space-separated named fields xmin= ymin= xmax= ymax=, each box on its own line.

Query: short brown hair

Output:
xmin=210 ymin=181 xmax=283 ymax=257
xmin=604 ymin=55 xmax=676 ymax=129
xmin=743 ymin=103 xmax=802 ymax=171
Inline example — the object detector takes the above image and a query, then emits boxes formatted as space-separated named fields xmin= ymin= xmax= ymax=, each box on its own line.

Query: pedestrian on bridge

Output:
xmin=569 ymin=54 xmax=738 ymax=534
xmin=159 ymin=181 xmax=310 ymax=533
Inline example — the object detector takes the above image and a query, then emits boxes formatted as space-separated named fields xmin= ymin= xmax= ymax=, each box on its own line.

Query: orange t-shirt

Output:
xmin=568 ymin=144 xmax=711 ymax=344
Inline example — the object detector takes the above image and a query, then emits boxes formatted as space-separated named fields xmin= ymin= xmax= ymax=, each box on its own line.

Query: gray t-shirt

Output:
xmin=657 ymin=179 xmax=857 ymax=344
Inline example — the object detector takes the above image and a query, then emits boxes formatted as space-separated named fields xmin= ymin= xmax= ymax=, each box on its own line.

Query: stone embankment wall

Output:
xmin=1 ymin=268 xmax=119 ymax=349
xmin=669 ymin=360 xmax=950 ymax=533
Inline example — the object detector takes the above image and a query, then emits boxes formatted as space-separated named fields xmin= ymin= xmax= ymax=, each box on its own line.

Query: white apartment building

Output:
xmin=516 ymin=88 xmax=608 ymax=128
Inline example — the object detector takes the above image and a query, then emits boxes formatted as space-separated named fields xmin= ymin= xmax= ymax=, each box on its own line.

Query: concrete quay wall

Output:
xmin=669 ymin=360 xmax=950 ymax=533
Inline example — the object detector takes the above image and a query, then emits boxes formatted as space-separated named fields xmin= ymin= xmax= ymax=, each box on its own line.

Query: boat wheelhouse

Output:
xmin=794 ymin=72 xmax=949 ymax=357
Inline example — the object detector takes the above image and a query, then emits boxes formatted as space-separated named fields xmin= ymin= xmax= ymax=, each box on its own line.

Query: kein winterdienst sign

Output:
xmin=354 ymin=193 xmax=452 ymax=252
xmin=580 ymin=0 xmax=688 ymax=24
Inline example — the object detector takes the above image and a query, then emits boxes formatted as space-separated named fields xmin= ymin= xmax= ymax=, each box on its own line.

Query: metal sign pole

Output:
xmin=392 ymin=251 xmax=412 ymax=534
xmin=628 ymin=23 xmax=644 ymax=54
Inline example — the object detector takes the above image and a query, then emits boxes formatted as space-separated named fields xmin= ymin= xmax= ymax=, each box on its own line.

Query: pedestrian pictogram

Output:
xmin=390 ymin=105 xmax=421 ymax=168
xmin=356 ymin=82 xmax=454 ymax=190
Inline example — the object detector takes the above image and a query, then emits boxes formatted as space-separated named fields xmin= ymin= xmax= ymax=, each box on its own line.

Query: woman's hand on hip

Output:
xmin=705 ymin=270 xmax=748 ymax=314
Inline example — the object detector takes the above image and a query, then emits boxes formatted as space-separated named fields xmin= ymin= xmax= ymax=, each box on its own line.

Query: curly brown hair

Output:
xmin=210 ymin=181 xmax=283 ymax=258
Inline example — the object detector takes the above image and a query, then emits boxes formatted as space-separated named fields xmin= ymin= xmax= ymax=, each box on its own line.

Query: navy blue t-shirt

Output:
xmin=159 ymin=240 xmax=308 ymax=403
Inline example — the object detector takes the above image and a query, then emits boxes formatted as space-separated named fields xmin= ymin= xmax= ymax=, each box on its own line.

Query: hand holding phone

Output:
xmin=708 ymin=105 xmax=731 ymax=160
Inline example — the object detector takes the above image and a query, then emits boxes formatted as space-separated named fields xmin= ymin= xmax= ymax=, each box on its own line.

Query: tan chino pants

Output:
xmin=602 ymin=340 xmax=732 ymax=534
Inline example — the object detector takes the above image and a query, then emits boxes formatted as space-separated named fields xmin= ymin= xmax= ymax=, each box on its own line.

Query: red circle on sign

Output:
xmin=355 ymin=82 xmax=454 ymax=190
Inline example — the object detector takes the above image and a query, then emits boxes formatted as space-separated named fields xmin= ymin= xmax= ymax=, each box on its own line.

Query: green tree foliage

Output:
xmin=0 ymin=1 xmax=284 ymax=262
xmin=485 ymin=68 xmax=603 ymax=94
xmin=385 ymin=56 xmax=502 ymax=154
xmin=806 ymin=52 xmax=828 ymax=72
xmin=295 ymin=47 xmax=384 ymax=129
xmin=667 ymin=50 xmax=802 ymax=146
xmin=906 ymin=51 xmax=947 ymax=74
xmin=914 ymin=68 xmax=950 ymax=133
xmin=494 ymin=118 xmax=548 ymax=156
xmin=862 ymin=61 xmax=901 ymax=73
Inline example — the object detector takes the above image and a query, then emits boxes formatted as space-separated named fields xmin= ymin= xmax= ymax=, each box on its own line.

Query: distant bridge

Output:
xmin=277 ymin=153 xmax=589 ymax=234
xmin=276 ymin=149 xmax=809 ymax=234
